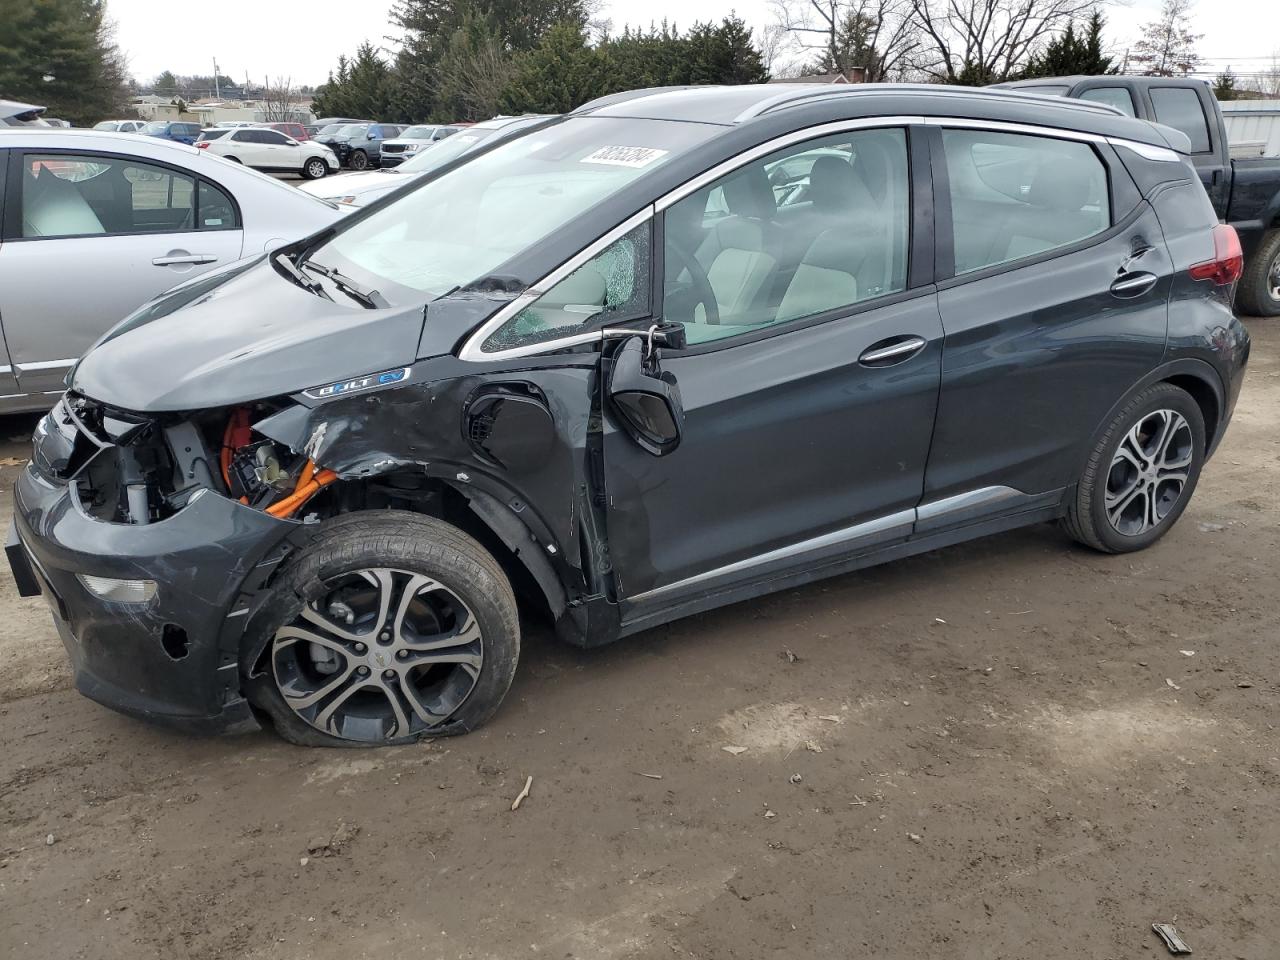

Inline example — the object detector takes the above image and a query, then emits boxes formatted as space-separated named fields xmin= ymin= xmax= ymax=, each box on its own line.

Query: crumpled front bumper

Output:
xmin=11 ymin=464 xmax=300 ymax=734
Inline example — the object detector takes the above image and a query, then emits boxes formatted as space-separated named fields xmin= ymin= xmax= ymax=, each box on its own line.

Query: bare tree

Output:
xmin=771 ymin=0 xmax=920 ymax=82
xmin=756 ymin=22 xmax=791 ymax=75
xmin=436 ymin=37 xmax=518 ymax=121
xmin=907 ymin=0 xmax=1096 ymax=84
xmin=1129 ymin=0 xmax=1202 ymax=77
xmin=259 ymin=76 xmax=303 ymax=122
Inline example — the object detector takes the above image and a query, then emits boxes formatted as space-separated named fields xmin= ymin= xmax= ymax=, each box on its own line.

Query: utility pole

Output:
xmin=213 ymin=57 xmax=220 ymax=99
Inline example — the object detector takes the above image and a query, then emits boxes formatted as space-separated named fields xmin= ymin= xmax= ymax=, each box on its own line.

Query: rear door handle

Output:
xmin=153 ymin=254 xmax=217 ymax=266
xmin=859 ymin=335 xmax=927 ymax=366
xmin=1110 ymin=271 xmax=1158 ymax=299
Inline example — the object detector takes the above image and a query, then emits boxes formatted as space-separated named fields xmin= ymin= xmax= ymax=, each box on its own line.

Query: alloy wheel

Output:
xmin=271 ymin=568 xmax=483 ymax=742
xmin=1269 ymin=249 xmax=1280 ymax=302
xmin=1104 ymin=408 xmax=1193 ymax=537
xmin=306 ymin=159 xmax=326 ymax=178
xmin=350 ymin=151 xmax=368 ymax=170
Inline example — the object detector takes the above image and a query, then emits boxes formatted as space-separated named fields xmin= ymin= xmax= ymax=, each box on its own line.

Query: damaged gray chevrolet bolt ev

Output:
xmin=8 ymin=85 xmax=1250 ymax=745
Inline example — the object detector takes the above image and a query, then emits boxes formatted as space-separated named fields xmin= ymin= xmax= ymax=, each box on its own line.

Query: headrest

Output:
xmin=1027 ymin=158 xmax=1093 ymax=213
xmin=808 ymin=155 xmax=874 ymax=214
xmin=722 ymin=164 xmax=777 ymax=220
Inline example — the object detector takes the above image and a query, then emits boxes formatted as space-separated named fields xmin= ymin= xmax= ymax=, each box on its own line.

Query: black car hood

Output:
xmin=71 ymin=257 xmax=429 ymax=413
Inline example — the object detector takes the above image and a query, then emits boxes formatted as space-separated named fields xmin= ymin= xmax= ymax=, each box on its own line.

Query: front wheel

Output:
xmin=302 ymin=157 xmax=329 ymax=180
xmin=1235 ymin=229 xmax=1280 ymax=317
xmin=1063 ymin=383 xmax=1205 ymax=554
xmin=348 ymin=149 xmax=369 ymax=171
xmin=242 ymin=512 xmax=520 ymax=747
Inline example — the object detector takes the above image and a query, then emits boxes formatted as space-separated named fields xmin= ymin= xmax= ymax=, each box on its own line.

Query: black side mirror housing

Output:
xmin=607 ymin=336 xmax=684 ymax=457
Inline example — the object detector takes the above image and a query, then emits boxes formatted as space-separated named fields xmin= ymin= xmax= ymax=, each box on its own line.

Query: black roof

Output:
xmin=571 ymin=83 xmax=1183 ymax=150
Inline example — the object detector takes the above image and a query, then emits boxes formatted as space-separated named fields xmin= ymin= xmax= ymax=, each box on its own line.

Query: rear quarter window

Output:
xmin=1150 ymin=88 xmax=1212 ymax=153
xmin=1078 ymin=87 xmax=1137 ymax=117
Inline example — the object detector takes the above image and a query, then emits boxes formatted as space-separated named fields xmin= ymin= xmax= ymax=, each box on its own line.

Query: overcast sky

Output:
xmin=109 ymin=0 xmax=1280 ymax=90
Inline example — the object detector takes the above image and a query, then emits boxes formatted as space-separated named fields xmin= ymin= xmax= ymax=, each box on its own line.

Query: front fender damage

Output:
xmin=253 ymin=381 xmax=571 ymax=621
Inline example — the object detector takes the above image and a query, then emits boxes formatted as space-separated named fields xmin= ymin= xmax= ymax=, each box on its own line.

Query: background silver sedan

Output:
xmin=0 ymin=129 xmax=343 ymax=412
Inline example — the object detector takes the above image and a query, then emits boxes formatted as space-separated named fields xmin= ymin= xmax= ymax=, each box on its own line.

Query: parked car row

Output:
xmin=196 ymin=126 xmax=339 ymax=179
xmin=299 ymin=114 xmax=548 ymax=206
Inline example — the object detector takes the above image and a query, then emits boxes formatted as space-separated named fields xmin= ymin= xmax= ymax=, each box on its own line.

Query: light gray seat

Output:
xmin=693 ymin=166 xmax=781 ymax=323
xmin=776 ymin=228 xmax=864 ymax=322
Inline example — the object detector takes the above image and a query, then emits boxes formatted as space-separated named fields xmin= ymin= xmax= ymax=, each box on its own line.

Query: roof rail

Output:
xmin=736 ymin=83 xmax=1126 ymax=122
xmin=573 ymin=86 xmax=699 ymax=115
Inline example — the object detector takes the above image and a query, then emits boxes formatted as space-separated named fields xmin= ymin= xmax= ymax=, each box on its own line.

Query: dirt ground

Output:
xmin=1 ymin=321 xmax=1277 ymax=960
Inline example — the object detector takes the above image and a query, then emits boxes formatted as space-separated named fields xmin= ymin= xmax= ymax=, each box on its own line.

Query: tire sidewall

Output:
xmin=1086 ymin=386 xmax=1206 ymax=553
xmin=242 ymin=514 xmax=519 ymax=747
xmin=349 ymin=150 xmax=368 ymax=170
xmin=303 ymin=158 xmax=327 ymax=179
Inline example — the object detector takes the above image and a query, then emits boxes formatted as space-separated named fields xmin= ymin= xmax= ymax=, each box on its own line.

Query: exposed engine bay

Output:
xmin=57 ymin=393 xmax=335 ymax=525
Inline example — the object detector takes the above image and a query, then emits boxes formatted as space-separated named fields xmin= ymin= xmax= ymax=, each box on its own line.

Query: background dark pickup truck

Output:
xmin=1000 ymin=75 xmax=1280 ymax=316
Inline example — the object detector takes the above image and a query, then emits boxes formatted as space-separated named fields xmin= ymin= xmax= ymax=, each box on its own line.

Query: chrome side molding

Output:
xmin=628 ymin=485 xmax=1028 ymax=603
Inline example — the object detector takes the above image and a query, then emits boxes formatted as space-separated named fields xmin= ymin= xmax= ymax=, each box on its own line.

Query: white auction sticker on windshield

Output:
xmin=580 ymin=146 xmax=670 ymax=168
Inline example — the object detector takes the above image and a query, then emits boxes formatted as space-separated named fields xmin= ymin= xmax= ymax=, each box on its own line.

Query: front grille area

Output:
xmin=382 ymin=143 xmax=406 ymax=154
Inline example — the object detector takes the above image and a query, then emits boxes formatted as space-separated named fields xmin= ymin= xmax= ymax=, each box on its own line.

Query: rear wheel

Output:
xmin=302 ymin=157 xmax=328 ymax=180
xmin=349 ymin=149 xmax=369 ymax=171
xmin=242 ymin=512 xmax=519 ymax=747
xmin=1235 ymin=229 xmax=1280 ymax=317
xmin=1063 ymin=383 xmax=1205 ymax=554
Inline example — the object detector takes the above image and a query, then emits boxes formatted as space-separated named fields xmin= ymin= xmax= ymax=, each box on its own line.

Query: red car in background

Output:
xmin=259 ymin=122 xmax=310 ymax=141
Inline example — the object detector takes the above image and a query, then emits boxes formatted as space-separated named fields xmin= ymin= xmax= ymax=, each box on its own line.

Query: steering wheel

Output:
xmin=666 ymin=238 xmax=721 ymax=326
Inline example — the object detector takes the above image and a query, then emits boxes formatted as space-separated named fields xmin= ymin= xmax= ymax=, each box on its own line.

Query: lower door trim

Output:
xmin=619 ymin=484 xmax=1065 ymax=634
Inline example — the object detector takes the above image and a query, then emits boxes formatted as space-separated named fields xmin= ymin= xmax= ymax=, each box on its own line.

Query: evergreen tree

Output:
xmin=153 ymin=70 xmax=180 ymax=96
xmin=311 ymin=43 xmax=395 ymax=120
xmin=1022 ymin=11 xmax=1116 ymax=79
xmin=0 ymin=0 xmax=130 ymax=125
xmin=1213 ymin=68 xmax=1238 ymax=101
xmin=500 ymin=21 xmax=607 ymax=114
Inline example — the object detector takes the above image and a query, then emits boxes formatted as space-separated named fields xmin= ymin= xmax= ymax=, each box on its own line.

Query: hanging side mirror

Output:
xmin=607 ymin=335 xmax=684 ymax=457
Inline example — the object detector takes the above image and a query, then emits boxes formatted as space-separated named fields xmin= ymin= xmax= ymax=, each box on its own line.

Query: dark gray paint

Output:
xmin=11 ymin=84 xmax=1253 ymax=732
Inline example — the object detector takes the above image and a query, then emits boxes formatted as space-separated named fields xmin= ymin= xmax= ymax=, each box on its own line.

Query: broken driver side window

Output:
xmin=480 ymin=221 xmax=652 ymax=354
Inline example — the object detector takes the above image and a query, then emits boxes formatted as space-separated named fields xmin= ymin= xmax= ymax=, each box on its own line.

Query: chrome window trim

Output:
xmin=656 ymin=116 xmax=925 ymax=211
xmin=460 ymin=117 xmax=923 ymax=362
xmin=458 ymin=207 xmax=654 ymax=362
xmin=18 ymin=358 xmax=76 ymax=371
xmin=922 ymin=117 xmax=1180 ymax=162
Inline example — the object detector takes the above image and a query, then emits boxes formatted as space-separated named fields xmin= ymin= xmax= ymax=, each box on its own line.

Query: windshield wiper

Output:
xmin=273 ymin=251 xmax=332 ymax=301
xmin=296 ymin=259 xmax=389 ymax=309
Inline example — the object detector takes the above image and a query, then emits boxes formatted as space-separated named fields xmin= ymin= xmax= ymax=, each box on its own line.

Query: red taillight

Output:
xmin=196 ymin=141 xmax=209 ymax=148
xmin=1188 ymin=224 xmax=1243 ymax=286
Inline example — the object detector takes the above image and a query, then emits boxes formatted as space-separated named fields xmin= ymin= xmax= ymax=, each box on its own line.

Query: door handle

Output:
xmin=153 ymin=254 xmax=217 ymax=266
xmin=859 ymin=335 xmax=927 ymax=366
xmin=1110 ymin=271 xmax=1158 ymax=299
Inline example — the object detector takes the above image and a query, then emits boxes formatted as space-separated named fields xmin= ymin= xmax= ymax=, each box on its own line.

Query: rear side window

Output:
xmin=1079 ymin=87 xmax=1137 ymax=117
xmin=197 ymin=180 xmax=238 ymax=230
xmin=942 ymin=130 xmax=1110 ymax=274
xmin=1150 ymin=88 xmax=1211 ymax=153
xmin=20 ymin=154 xmax=196 ymax=237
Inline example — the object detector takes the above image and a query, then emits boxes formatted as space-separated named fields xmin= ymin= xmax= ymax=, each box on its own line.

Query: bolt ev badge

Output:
xmin=303 ymin=368 xmax=409 ymax=400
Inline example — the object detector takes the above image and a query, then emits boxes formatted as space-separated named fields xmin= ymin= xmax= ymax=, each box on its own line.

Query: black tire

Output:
xmin=241 ymin=511 xmax=519 ymax=747
xmin=301 ymin=157 xmax=328 ymax=180
xmin=1063 ymin=382 xmax=1205 ymax=554
xmin=1236 ymin=228 xmax=1280 ymax=317
xmin=348 ymin=149 xmax=369 ymax=171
